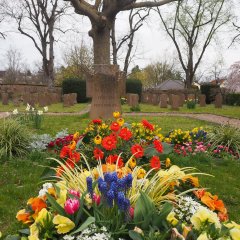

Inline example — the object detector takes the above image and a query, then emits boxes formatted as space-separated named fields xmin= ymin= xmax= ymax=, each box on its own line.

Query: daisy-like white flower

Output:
xmin=13 ymin=109 xmax=18 ymax=115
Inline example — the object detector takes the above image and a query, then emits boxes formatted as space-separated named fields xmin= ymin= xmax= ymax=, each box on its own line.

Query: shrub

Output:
xmin=200 ymin=84 xmax=220 ymax=104
xmin=62 ymin=77 xmax=88 ymax=103
xmin=225 ymin=93 xmax=240 ymax=106
xmin=130 ymin=105 xmax=141 ymax=112
xmin=126 ymin=78 xmax=142 ymax=99
xmin=207 ymin=123 xmax=240 ymax=157
xmin=0 ymin=119 xmax=32 ymax=159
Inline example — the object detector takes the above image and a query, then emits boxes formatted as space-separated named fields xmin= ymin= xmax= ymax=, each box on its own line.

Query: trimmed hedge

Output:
xmin=62 ymin=77 xmax=88 ymax=103
xmin=200 ymin=84 xmax=220 ymax=104
xmin=126 ymin=78 xmax=142 ymax=99
xmin=226 ymin=93 xmax=240 ymax=106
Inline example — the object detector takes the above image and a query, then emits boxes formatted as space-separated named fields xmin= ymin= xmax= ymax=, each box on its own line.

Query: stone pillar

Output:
xmin=199 ymin=94 xmax=206 ymax=107
xmin=90 ymin=65 xmax=121 ymax=119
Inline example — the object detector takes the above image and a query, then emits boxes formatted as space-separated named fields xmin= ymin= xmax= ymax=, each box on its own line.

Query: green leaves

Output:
xmin=70 ymin=216 xmax=95 ymax=235
xmin=46 ymin=193 xmax=67 ymax=217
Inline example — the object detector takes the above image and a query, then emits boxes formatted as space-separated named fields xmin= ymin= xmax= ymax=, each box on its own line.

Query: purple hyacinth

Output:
xmin=86 ymin=177 xmax=93 ymax=198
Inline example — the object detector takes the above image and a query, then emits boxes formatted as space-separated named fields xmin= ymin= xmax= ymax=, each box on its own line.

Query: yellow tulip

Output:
xmin=165 ymin=158 xmax=171 ymax=168
xmin=137 ymin=168 xmax=146 ymax=179
xmin=128 ymin=158 xmax=137 ymax=169
xmin=196 ymin=232 xmax=209 ymax=240
xmin=117 ymin=117 xmax=125 ymax=126
xmin=73 ymin=132 xmax=79 ymax=140
xmin=53 ymin=215 xmax=75 ymax=234
xmin=35 ymin=208 xmax=51 ymax=226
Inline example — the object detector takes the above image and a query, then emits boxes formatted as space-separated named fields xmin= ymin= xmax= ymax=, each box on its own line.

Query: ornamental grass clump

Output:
xmin=0 ymin=118 xmax=32 ymax=159
xmin=207 ymin=123 xmax=240 ymax=157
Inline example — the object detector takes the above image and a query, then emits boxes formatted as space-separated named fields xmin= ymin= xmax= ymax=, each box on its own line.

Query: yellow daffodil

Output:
xmin=165 ymin=158 xmax=171 ymax=168
xmin=137 ymin=168 xmax=146 ymax=179
xmin=117 ymin=117 xmax=125 ymax=126
xmin=128 ymin=157 xmax=137 ymax=169
xmin=94 ymin=135 xmax=102 ymax=145
xmin=53 ymin=215 xmax=75 ymax=234
xmin=167 ymin=212 xmax=178 ymax=226
xmin=113 ymin=111 xmax=121 ymax=118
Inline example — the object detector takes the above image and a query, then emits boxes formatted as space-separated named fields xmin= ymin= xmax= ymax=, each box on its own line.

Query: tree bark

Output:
xmin=90 ymin=23 xmax=111 ymax=65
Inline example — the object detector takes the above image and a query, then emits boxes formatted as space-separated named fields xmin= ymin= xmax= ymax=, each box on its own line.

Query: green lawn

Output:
xmin=123 ymin=104 xmax=240 ymax=119
xmin=1 ymin=102 xmax=240 ymax=119
xmin=0 ymin=115 xmax=239 ymax=237
xmin=0 ymin=102 xmax=89 ymax=113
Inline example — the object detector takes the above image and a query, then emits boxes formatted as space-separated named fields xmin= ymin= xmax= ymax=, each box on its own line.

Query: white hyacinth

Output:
xmin=43 ymin=106 xmax=48 ymax=112
xmin=12 ymin=109 xmax=18 ymax=115
xmin=37 ymin=110 xmax=43 ymax=115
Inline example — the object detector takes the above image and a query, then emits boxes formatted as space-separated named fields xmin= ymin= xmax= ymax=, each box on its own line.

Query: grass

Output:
xmin=171 ymin=153 xmax=240 ymax=222
xmin=0 ymin=102 xmax=89 ymax=113
xmin=123 ymin=104 xmax=240 ymax=119
xmin=1 ymin=102 xmax=240 ymax=119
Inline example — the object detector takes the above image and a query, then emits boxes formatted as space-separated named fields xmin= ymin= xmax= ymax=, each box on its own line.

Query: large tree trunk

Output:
xmin=88 ymin=22 xmax=123 ymax=119
xmin=90 ymin=23 xmax=111 ymax=65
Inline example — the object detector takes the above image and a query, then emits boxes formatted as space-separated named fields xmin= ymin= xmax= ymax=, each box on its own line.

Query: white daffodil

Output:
xmin=13 ymin=109 xmax=18 ymax=115
xmin=37 ymin=110 xmax=43 ymax=115
xmin=26 ymin=103 xmax=31 ymax=111
xmin=43 ymin=106 xmax=48 ymax=112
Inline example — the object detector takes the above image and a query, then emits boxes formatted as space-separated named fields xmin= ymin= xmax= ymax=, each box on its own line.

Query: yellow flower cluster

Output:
xmin=165 ymin=129 xmax=191 ymax=144
xmin=131 ymin=122 xmax=163 ymax=142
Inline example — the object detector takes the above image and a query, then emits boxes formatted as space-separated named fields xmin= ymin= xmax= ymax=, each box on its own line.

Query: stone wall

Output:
xmin=0 ymin=83 xmax=62 ymax=100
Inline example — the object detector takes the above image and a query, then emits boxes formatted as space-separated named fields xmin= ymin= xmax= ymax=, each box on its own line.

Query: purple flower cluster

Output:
xmin=97 ymin=172 xmax=132 ymax=212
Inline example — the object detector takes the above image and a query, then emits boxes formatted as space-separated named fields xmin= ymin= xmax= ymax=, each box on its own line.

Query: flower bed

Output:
xmin=5 ymin=113 xmax=240 ymax=240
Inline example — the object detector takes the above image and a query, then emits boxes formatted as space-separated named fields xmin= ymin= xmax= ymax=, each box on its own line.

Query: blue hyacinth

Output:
xmin=107 ymin=190 xmax=115 ymax=207
xmin=117 ymin=192 xmax=125 ymax=211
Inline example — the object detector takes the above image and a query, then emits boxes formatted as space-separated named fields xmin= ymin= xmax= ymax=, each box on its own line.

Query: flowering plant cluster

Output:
xmin=185 ymin=98 xmax=196 ymax=109
xmin=53 ymin=112 xmax=169 ymax=174
xmin=10 ymin=156 xmax=240 ymax=240
xmin=12 ymin=103 xmax=48 ymax=129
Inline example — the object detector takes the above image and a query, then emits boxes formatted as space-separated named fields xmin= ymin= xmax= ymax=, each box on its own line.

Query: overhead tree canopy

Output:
xmin=64 ymin=0 xmax=177 ymax=65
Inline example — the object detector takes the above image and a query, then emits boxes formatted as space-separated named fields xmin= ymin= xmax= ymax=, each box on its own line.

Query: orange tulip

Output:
xmin=16 ymin=209 xmax=32 ymax=224
xmin=29 ymin=197 xmax=47 ymax=213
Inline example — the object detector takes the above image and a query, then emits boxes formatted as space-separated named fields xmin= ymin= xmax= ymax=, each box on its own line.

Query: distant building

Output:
xmin=155 ymin=80 xmax=185 ymax=90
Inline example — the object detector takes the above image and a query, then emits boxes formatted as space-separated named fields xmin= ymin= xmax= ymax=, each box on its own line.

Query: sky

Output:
xmin=0 ymin=0 xmax=239 ymax=81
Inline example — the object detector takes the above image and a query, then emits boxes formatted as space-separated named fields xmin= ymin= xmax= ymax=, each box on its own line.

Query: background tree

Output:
xmin=56 ymin=42 xmax=93 ymax=84
xmin=4 ymin=0 xmax=69 ymax=88
xmin=112 ymin=8 xmax=150 ymax=74
xmin=3 ymin=47 xmax=23 ymax=83
xmin=0 ymin=0 xmax=6 ymax=38
xmin=65 ymin=0 xmax=176 ymax=66
xmin=225 ymin=61 xmax=240 ymax=92
xmin=231 ymin=22 xmax=240 ymax=45
xmin=157 ymin=0 xmax=231 ymax=88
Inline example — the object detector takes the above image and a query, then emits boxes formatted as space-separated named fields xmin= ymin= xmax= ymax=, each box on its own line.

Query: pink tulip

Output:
xmin=69 ymin=189 xmax=81 ymax=198
xmin=129 ymin=206 xmax=134 ymax=219
xmin=64 ymin=198 xmax=80 ymax=215
xmin=93 ymin=194 xmax=101 ymax=205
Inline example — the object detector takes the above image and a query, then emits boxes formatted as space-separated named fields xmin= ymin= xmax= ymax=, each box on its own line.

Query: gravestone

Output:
xmin=70 ymin=93 xmax=77 ymax=104
xmin=2 ymin=93 xmax=9 ymax=105
xmin=151 ymin=94 xmax=159 ymax=105
xmin=215 ymin=94 xmax=222 ymax=108
xmin=199 ymin=94 xmax=206 ymax=107
xmin=171 ymin=94 xmax=180 ymax=110
xmin=90 ymin=65 xmax=121 ymax=119
xmin=39 ymin=93 xmax=49 ymax=107
xmin=178 ymin=93 xmax=185 ymax=107
xmin=159 ymin=94 xmax=168 ymax=108
xmin=63 ymin=94 xmax=74 ymax=107
xmin=128 ymin=94 xmax=139 ymax=107
xmin=141 ymin=92 xmax=149 ymax=103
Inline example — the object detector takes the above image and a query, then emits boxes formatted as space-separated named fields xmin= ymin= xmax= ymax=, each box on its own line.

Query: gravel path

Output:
xmin=1 ymin=105 xmax=240 ymax=128
xmin=124 ymin=112 xmax=240 ymax=128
